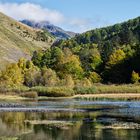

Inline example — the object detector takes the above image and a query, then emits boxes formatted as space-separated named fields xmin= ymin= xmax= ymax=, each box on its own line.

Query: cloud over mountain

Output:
xmin=0 ymin=2 xmax=93 ymax=32
xmin=0 ymin=2 xmax=107 ymax=32
xmin=0 ymin=2 xmax=64 ymax=24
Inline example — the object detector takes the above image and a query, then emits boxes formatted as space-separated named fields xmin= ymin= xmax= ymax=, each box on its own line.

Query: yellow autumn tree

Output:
xmin=0 ymin=63 xmax=24 ymax=87
xmin=58 ymin=48 xmax=83 ymax=79
xmin=131 ymin=71 xmax=140 ymax=84
xmin=89 ymin=72 xmax=102 ymax=83
xmin=107 ymin=49 xmax=126 ymax=67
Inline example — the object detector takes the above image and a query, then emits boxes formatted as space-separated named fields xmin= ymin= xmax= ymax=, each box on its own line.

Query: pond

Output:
xmin=0 ymin=99 xmax=140 ymax=140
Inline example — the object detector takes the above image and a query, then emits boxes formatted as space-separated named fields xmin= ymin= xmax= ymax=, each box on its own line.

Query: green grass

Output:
xmin=74 ymin=84 xmax=140 ymax=94
xmin=1 ymin=84 xmax=140 ymax=98
xmin=0 ymin=86 xmax=30 ymax=93
xmin=74 ymin=84 xmax=140 ymax=95
xmin=74 ymin=86 xmax=97 ymax=94
xmin=95 ymin=84 xmax=140 ymax=94
xmin=22 ymin=84 xmax=140 ymax=98
xmin=31 ymin=86 xmax=75 ymax=97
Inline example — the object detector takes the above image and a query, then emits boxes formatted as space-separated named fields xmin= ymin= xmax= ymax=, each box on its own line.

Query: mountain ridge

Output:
xmin=20 ymin=19 xmax=76 ymax=40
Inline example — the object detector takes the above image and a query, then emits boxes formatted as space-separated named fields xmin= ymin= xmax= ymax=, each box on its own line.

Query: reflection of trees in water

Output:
xmin=0 ymin=119 xmax=19 ymax=136
xmin=24 ymin=121 xmax=83 ymax=140
xmin=0 ymin=112 xmax=32 ymax=135
xmin=0 ymin=112 xmax=140 ymax=140
xmin=111 ymin=129 xmax=140 ymax=140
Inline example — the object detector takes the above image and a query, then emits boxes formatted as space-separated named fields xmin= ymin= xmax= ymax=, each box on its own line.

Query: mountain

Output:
xmin=20 ymin=20 xmax=76 ymax=40
xmin=55 ymin=16 xmax=140 ymax=60
xmin=0 ymin=12 xmax=54 ymax=68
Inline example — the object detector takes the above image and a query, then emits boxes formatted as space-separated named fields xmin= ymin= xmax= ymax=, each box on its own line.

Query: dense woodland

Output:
xmin=0 ymin=17 xmax=140 ymax=88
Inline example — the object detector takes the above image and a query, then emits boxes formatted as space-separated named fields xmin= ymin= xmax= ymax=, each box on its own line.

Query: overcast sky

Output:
xmin=0 ymin=0 xmax=140 ymax=32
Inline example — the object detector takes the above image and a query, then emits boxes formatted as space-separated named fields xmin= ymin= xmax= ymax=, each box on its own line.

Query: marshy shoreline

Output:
xmin=73 ymin=93 xmax=140 ymax=100
xmin=1 ymin=84 xmax=140 ymax=101
xmin=1 ymin=93 xmax=140 ymax=102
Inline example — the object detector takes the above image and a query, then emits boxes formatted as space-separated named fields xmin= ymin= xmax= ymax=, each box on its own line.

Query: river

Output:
xmin=0 ymin=99 xmax=140 ymax=140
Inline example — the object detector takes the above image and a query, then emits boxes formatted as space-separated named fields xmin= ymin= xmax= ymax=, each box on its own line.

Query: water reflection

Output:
xmin=0 ymin=99 xmax=140 ymax=140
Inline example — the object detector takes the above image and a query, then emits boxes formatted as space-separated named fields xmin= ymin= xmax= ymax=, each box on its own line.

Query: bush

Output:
xmin=74 ymin=86 xmax=97 ymax=95
xmin=95 ymin=84 xmax=140 ymax=93
xmin=0 ymin=85 xmax=30 ymax=93
xmin=10 ymin=86 xmax=30 ymax=93
xmin=20 ymin=92 xmax=38 ymax=99
xmin=61 ymin=75 xmax=75 ymax=88
xmin=131 ymin=71 xmax=140 ymax=84
xmin=31 ymin=86 xmax=74 ymax=97
xmin=40 ymin=68 xmax=59 ymax=86
xmin=75 ymin=78 xmax=92 ymax=87
xmin=89 ymin=72 xmax=102 ymax=83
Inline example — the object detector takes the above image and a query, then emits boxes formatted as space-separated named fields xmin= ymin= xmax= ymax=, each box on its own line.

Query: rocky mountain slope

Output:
xmin=0 ymin=12 xmax=54 ymax=68
xmin=21 ymin=20 xmax=76 ymax=39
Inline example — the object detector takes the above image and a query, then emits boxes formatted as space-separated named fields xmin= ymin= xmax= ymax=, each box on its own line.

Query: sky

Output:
xmin=0 ymin=0 xmax=140 ymax=33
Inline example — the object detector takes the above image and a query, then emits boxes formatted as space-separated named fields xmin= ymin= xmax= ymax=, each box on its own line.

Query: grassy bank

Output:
xmin=0 ymin=94 xmax=27 ymax=101
xmin=73 ymin=94 xmax=140 ymax=101
xmin=0 ymin=84 xmax=140 ymax=100
xmin=28 ymin=84 xmax=140 ymax=95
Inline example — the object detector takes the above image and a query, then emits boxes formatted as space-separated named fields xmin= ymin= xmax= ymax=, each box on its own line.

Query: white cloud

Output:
xmin=67 ymin=18 xmax=93 ymax=32
xmin=0 ymin=2 xmax=94 ymax=32
xmin=0 ymin=2 xmax=64 ymax=24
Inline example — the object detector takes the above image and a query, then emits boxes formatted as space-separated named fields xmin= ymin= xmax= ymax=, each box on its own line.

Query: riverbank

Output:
xmin=73 ymin=93 xmax=140 ymax=100
xmin=1 ymin=93 xmax=140 ymax=101
xmin=1 ymin=84 xmax=140 ymax=101
xmin=0 ymin=94 xmax=28 ymax=101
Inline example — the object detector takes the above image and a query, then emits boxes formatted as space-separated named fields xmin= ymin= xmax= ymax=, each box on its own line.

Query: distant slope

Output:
xmin=0 ymin=12 xmax=54 ymax=68
xmin=55 ymin=16 xmax=140 ymax=61
xmin=53 ymin=16 xmax=140 ymax=83
xmin=20 ymin=20 xmax=76 ymax=39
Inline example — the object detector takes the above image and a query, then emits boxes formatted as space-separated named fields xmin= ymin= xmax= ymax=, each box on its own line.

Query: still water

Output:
xmin=0 ymin=99 xmax=140 ymax=140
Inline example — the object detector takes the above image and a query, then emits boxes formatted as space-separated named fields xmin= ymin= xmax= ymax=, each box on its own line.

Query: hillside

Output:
xmin=20 ymin=20 xmax=76 ymax=39
xmin=43 ymin=16 xmax=140 ymax=84
xmin=0 ymin=12 xmax=54 ymax=68
xmin=55 ymin=17 xmax=140 ymax=60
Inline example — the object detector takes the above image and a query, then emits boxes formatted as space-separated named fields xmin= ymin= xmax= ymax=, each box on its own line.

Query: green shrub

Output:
xmin=0 ymin=85 xmax=30 ymax=93
xmin=31 ymin=86 xmax=74 ymax=97
xmin=74 ymin=86 xmax=97 ymax=95
xmin=89 ymin=72 xmax=102 ymax=83
xmin=131 ymin=71 xmax=140 ymax=84
xmin=10 ymin=86 xmax=30 ymax=93
xmin=20 ymin=92 xmax=38 ymax=99
xmin=96 ymin=84 xmax=140 ymax=93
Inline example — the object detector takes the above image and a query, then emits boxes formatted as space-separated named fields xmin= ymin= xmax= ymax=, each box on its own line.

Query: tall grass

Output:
xmin=20 ymin=92 xmax=38 ymax=99
xmin=74 ymin=84 xmax=140 ymax=95
xmin=1 ymin=84 xmax=140 ymax=98
xmin=0 ymin=85 xmax=30 ymax=94
xmin=95 ymin=84 xmax=140 ymax=94
xmin=74 ymin=87 xmax=97 ymax=94
xmin=31 ymin=86 xmax=74 ymax=97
